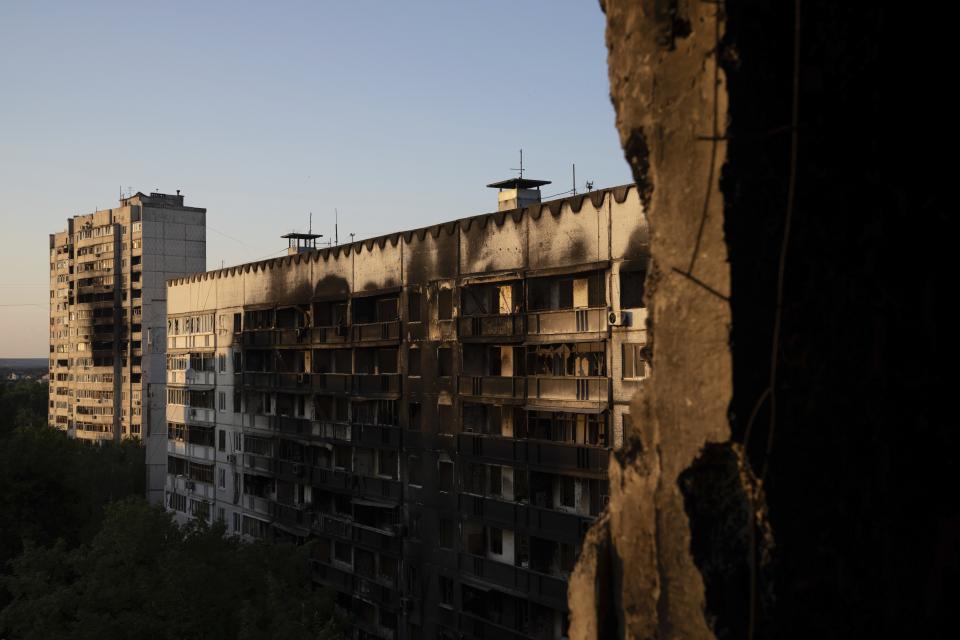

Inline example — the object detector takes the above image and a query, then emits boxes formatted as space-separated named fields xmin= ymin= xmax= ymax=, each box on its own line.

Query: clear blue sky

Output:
xmin=0 ymin=0 xmax=631 ymax=358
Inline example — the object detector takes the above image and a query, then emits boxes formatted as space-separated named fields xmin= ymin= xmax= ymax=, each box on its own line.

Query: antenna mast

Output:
xmin=572 ymin=164 xmax=577 ymax=196
xmin=309 ymin=212 xmax=312 ymax=235
xmin=335 ymin=209 xmax=339 ymax=245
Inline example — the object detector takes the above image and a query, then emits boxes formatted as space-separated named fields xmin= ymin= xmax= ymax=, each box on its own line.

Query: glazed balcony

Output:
xmin=353 ymin=373 xmax=401 ymax=397
xmin=527 ymin=376 xmax=609 ymax=404
xmin=458 ymin=313 xmax=525 ymax=341
xmin=352 ymin=320 xmax=400 ymax=343
xmin=458 ymin=375 xmax=527 ymax=401
xmin=526 ymin=306 xmax=608 ymax=339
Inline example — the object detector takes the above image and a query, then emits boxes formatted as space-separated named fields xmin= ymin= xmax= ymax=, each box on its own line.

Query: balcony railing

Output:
xmin=311 ymin=373 xmax=352 ymax=394
xmin=526 ymin=306 xmax=608 ymax=336
xmin=310 ymin=325 xmax=350 ymax=344
xmin=187 ymin=407 xmax=216 ymax=424
xmin=527 ymin=376 xmax=609 ymax=403
xmin=352 ymin=320 xmax=400 ymax=342
xmin=458 ymin=313 xmax=525 ymax=339
xmin=456 ymin=553 xmax=567 ymax=608
xmin=353 ymin=373 xmax=401 ymax=396
xmin=458 ymin=375 xmax=527 ymax=400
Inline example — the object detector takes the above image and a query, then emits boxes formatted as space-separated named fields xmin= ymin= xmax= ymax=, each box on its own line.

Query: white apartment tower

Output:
xmin=48 ymin=191 xmax=205 ymax=477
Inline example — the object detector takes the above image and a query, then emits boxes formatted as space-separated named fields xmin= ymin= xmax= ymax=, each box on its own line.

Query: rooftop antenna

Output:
xmin=350 ymin=232 xmax=355 ymax=244
xmin=309 ymin=212 xmax=312 ymax=235
xmin=510 ymin=149 xmax=524 ymax=180
xmin=335 ymin=209 xmax=339 ymax=245
xmin=586 ymin=180 xmax=594 ymax=192
xmin=572 ymin=164 xmax=577 ymax=196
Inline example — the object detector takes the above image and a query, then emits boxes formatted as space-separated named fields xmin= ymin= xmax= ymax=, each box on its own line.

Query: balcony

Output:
xmin=311 ymin=373 xmax=352 ymax=394
xmin=166 ymin=440 xmax=215 ymax=462
xmin=528 ymin=441 xmax=610 ymax=475
xmin=353 ymin=373 xmax=401 ymax=397
xmin=244 ymin=452 xmax=275 ymax=475
xmin=274 ymin=501 xmax=310 ymax=532
xmin=526 ymin=307 xmax=608 ymax=339
xmin=352 ymin=320 xmax=400 ymax=343
xmin=457 ymin=553 xmax=567 ymax=609
xmin=276 ymin=372 xmax=312 ymax=392
xmin=458 ymin=376 xmax=527 ymax=401
xmin=309 ymin=325 xmax=349 ymax=345
xmin=245 ymin=493 xmax=275 ymax=518
xmin=527 ymin=376 xmax=609 ymax=406
xmin=458 ymin=314 xmax=525 ymax=341
xmin=168 ymin=369 xmax=216 ymax=387
xmin=186 ymin=407 xmax=216 ymax=425
xmin=458 ymin=434 xmax=527 ymax=462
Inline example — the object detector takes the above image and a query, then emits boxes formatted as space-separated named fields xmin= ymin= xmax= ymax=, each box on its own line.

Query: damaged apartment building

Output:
xmin=160 ymin=179 xmax=647 ymax=639
xmin=49 ymin=192 xmax=205 ymax=460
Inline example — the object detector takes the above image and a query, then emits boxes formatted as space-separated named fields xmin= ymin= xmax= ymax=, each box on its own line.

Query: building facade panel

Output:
xmin=163 ymin=184 xmax=646 ymax=639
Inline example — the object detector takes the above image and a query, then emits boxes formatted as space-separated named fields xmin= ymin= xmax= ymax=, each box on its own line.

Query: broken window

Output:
xmin=438 ymin=347 xmax=453 ymax=377
xmin=407 ymin=402 xmax=422 ymax=431
xmin=438 ymin=460 xmax=454 ymax=492
xmin=489 ymin=527 xmax=503 ymax=555
xmin=438 ymin=288 xmax=453 ymax=320
xmin=439 ymin=519 xmax=454 ymax=549
xmin=408 ymin=347 xmax=421 ymax=376
xmin=620 ymin=268 xmax=646 ymax=309
xmin=438 ymin=402 xmax=453 ymax=435
xmin=407 ymin=290 xmax=422 ymax=322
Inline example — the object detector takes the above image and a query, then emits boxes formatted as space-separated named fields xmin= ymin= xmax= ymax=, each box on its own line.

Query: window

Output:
xmin=408 ymin=290 xmax=422 ymax=322
xmin=233 ymin=350 xmax=242 ymax=373
xmin=407 ymin=402 xmax=421 ymax=431
xmin=218 ymin=430 xmax=226 ymax=452
xmin=233 ymin=512 xmax=241 ymax=533
xmin=334 ymin=540 xmax=352 ymax=565
xmin=408 ymin=454 xmax=422 ymax=486
xmin=438 ymin=460 xmax=454 ymax=492
xmin=233 ymin=432 xmax=242 ymax=452
xmin=233 ymin=313 xmax=242 ymax=333
xmin=233 ymin=391 xmax=241 ymax=413
xmin=561 ymin=476 xmax=576 ymax=508
xmin=217 ymin=507 xmax=225 ymax=523
xmin=623 ymin=343 xmax=646 ymax=379
xmin=489 ymin=465 xmax=502 ymax=496
xmin=218 ymin=391 xmax=226 ymax=412
xmin=438 ymin=403 xmax=453 ymax=435
xmin=439 ymin=519 xmax=454 ymax=549
xmin=489 ymin=527 xmax=503 ymax=555
xmin=438 ymin=347 xmax=452 ymax=377
xmin=620 ymin=269 xmax=646 ymax=309
xmin=408 ymin=347 xmax=421 ymax=376
xmin=218 ymin=354 xmax=226 ymax=373
xmin=438 ymin=288 xmax=453 ymax=320
xmin=378 ymin=449 xmax=398 ymax=479
xmin=439 ymin=575 xmax=454 ymax=606
xmin=218 ymin=468 xmax=226 ymax=489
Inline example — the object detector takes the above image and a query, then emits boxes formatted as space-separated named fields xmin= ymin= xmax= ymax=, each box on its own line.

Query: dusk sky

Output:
xmin=0 ymin=1 xmax=631 ymax=358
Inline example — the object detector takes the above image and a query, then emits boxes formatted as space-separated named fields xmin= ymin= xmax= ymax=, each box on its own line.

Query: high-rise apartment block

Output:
xmin=49 ymin=192 xmax=205 ymax=459
xmin=162 ymin=182 xmax=647 ymax=639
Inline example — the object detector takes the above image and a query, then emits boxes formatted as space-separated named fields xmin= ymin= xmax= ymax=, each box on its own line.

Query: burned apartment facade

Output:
xmin=162 ymin=182 xmax=647 ymax=639
xmin=49 ymin=192 xmax=205 ymax=460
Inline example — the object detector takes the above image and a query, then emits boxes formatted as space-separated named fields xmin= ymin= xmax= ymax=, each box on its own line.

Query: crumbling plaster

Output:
xmin=570 ymin=1 xmax=732 ymax=638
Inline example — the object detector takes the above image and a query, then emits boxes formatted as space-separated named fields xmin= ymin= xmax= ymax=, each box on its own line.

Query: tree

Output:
xmin=0 ymin=499 xmax=342 ymax=640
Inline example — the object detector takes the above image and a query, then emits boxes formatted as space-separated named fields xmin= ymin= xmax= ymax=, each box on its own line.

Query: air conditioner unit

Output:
xmin=608 ymin=310 xmax=632 ymax=327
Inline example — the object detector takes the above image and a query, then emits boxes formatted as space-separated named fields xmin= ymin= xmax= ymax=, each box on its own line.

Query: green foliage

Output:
xmin=0 ymin=499 xmax=342 ymax=640
xmin=0 ymin=428 xmax=145 ymax=571
xmin=0 ymin=380 xmax=48 ymax=435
